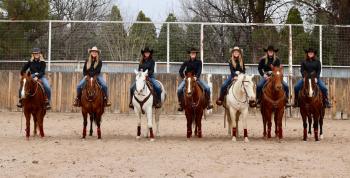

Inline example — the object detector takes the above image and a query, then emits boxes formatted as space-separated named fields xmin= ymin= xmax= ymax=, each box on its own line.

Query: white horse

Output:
xmin=224 ymin=73 xmax=256 ymax=142
xmin=132 ymin=69 xmax=166 ymax=141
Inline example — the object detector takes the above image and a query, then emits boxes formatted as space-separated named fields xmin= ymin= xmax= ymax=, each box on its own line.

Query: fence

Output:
xmin=0 ymin=71 xmax=348 ymax=119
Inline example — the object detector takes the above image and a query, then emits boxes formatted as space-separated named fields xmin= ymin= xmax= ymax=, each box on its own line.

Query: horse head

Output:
xmin=271 ymin=67 xmax=284 ymax=92
xmin=237 ymin=74 xmax=256 ymax=103
xmin=184 ymin=72 xmax=197 ymax=97
xmin=134 ymin=69 xmax=148 ymax=95
xmin=303 ymin=71 xmax=318 ymax=98
xmin=20 ymin=71 xmax=35 ymax=99
xmin=85 ymin=75 xmax=99 ymax=101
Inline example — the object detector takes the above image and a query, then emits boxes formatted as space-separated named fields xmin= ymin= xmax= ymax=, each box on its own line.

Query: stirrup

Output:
xmin=17 ymin=100 xmax=23 ymax=108
xmin=129 ymin=103 xmax=134 ymax=109
xmin=73 ymin=98 xmax=81 ymax=107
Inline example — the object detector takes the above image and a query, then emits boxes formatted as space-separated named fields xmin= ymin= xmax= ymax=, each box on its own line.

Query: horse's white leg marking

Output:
xmin=242 ymin=108 xmax=249 ymax=142
xmin=155 ymin=108 xmax=160 ymax=137
xmin=21 ymin=78 xmax=26 ymax=98
xmin=229 ymin=107 xmax=237 ymax=142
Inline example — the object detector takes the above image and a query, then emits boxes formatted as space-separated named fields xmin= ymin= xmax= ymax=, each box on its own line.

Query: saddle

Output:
xmin=36 ymin=80 xmax=48 ymax=99
xmin=145 ymin=79 xmax=162 ymax=107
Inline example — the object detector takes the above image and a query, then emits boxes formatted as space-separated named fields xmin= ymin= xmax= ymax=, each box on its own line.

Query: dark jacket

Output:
xmin=301 ymin=58 xmax=321 ymax=78
xmin=83 ymin=59 xmax=102 ymax=77
xmin=229 ymin=58 xmax=245 ymax=77
xmin=179 ymin=58 xmax=202 ymax=79
xmin=138 ymin=58 xmax=155 ymax=78
xmin=258 ymin=56 xmax=281 ymax=76
xmin=21 ymin=59 xmax=46 ymax=78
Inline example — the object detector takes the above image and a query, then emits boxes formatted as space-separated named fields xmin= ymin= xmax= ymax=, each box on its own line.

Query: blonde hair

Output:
xmin=30 ymin=54 xmax=45 ymax=62
xmin=231 ymin=50 xmax=243 ymax=68
xmin=86 ymin=53 xmax=100 ymax=70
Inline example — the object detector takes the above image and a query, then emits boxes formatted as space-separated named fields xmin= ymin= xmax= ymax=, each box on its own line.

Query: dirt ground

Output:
xmin=0 ymin=111 xmax=349 ymax=178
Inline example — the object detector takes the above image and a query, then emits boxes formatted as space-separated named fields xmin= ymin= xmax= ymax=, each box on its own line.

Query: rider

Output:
xmin=177 ymin=47 xmax=213 ymax=111
xmin=256 ymin=45 xmax=290 ymax=107
xmin=293 ymin=48 xmax=332 ymax=108
xmin=216 ymin=46 xmax=246 ymax=106
xmin=129 ymin=47 xmax=162 ymax=109
xmin=17 ymin=48 xmax=51 ymax=110
xmin=73 ymin=46 xmax=111 ymax=107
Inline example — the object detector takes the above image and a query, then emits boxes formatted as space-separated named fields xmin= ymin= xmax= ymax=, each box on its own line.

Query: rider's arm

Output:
xmin=37 ymin=61 xmax=46 ymax=78
xmin=258 ymin=59 xmax=264 ymax=77
xmin=300 ymin=61 xmax=305 ymax=78
xmin=83 ymin=61 xmax=87 ymax=76
xmin=179 ymin=61 xmax=187 ymax=79
xmin=21 ymin=60 xmax=31 ymax=74
xmin=147 ymin=60 xmax=155 ymax=76
xmin=316 ymin=60 xmax=321 ymax=78
xmin=242 ymin=61 xmax=246 ymax=74
xmin=196 ymin=60 xmax=202 ymax=78
xmin=229 ymin=62 xmax=237 ymax=77
xmin=95 ymin=60 xmax=102 ymax=75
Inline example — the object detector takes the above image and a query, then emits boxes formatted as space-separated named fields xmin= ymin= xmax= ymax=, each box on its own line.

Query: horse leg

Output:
xmin=313 ymin=116 xmax=319 ymax=141
xmin=226 ymin=109 xmax=232 ymax=136
xmin=262 ymin=114 xmax=267 ymax=138
xmin=155 ymin=108 xmax=160 ymax=137
xmin=242 ymin=109 xmax=249 ymax=142
xmin=36 ymin=112 xmax=45 ymax=137
xmin=266 ymin=112 xmax=272 ymax=138
xmin=302 ymin=115 xmax=307 ymax=141
xmin=82 ymin=112 xmax=88 ymax=139
xmin=96 ymin=114 xmax=102 ymax=139
xmin=319 ymin=113 xmax=324 ymax=140
xmin=186 ymin=112 xmax=192 ymax=138
xmin=196 ymin=110 xmax=203 ymax=138
xmin=146 ymin=109 xmax=154 ymax=141
xmin=89 ymin=114 xmax=94 ymax=136
xmin=308 ymin=115 xmax=312 ymax=135
xmin=24 ymin=112 xmax=31 ymax=139
xmin=273 ymin=113 xmax=278 ymax=137
xmin=229 ymin=108 xmax=237 ymax=142
xmin=33 ymin=114 xmax=38 ymax=137
xmin=136 ymin=111 xmax=142 ymax=139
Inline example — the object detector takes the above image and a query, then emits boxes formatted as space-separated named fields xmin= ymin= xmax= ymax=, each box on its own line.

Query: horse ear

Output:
xmin=134 ymin=69 xmax=138 ymax=75
xmin=26 ymin=71 xmax=31 ymax=77
xmin=144 ymin=69 xmax=148 ymax=74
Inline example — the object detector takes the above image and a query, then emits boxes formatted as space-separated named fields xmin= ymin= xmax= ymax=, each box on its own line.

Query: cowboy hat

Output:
xmin=32 ymin=48 xmax=41 ymax=54
xmin=141 ymin=47 xmax=154 ymax=54
xmin=88 ymin=46 xmax=101 ymax=54
xmin=187 ymin=47 xmax=200 ymax=54
xmin=304 ymin=47 xmax=317 ymax=54
xmin=230 ymin=46 xmax=242 ymax=53
xmin=263 ymin=45 xmax=279 ymax=52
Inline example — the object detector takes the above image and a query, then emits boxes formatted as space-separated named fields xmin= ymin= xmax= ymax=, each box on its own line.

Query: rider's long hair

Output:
xmin=140 ymin=53 xmax=153 ymax=65
xmin=86 ymin=53 xmax=100 ymax=70
xmin=263 ymin=53 xmax=278 ymax=65
xmin=30 ymin=53 xmax=45 ymax=62
xmin=231 ymin=50 xmax=243 ymax=69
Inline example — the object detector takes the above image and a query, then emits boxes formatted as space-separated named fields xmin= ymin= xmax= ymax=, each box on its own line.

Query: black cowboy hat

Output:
xmin=141 ymin=47 xmax=154 ymax=54
xmin=304 ymin=47 xmax=317 ymax=54
xmin=263 ymin=45 xmax=279 ymax=52
xmin=32 ymin=48 xmax=41 ymax=54
xmin=187 ymin=47 xmax=200 ymax=54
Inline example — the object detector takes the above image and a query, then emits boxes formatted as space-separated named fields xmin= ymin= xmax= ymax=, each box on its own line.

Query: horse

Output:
xmin=224 ymin=73 xmax=256 ymax=142
xmin=20 ymin=71 xmax=47 ymax=139
xmin=261 ymin=67 xmax=286 ymax=140
xmin=299 ymin=72 xmax=325 ymax=141
xmin=132 ymin=70 xmax=166 ymax=141
xmin=81 ymin=75 xmax=105 ymax=139
xmin=183 ymin=72 xmax=207 ymax=138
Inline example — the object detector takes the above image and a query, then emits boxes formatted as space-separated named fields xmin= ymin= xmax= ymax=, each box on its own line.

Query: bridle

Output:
xmin=232 ymin=76 xmax=251 ymax=104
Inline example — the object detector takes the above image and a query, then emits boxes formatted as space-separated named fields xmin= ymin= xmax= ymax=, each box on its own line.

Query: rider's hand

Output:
xmin=263 ymin=74 xmax=269 ymax=79
xmin=194 ymin=77 xmax=197 ymax=81
xmin=34 ymin=72 xmax=39 ymax=76
xmin=33 ymin=77 xmax=38 ymax=81
xmin=233 ymin=76 xmax=238 ymax=80
xmin=315 ymin=78 xmax=318 ymax=83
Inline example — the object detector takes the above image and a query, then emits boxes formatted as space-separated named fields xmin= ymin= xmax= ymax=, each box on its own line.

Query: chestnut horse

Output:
xmin=299 ymin=72 xmax=325 ymax=141
xmin=183 ymin=72 xmax=207 ymax=138
xmin=261 ymin=67 xmax=286 ymax=140
xmin=81 ymin=75 xmax=105 ymax=139
xmin=20 ymin=71 xmax=47 ymax=139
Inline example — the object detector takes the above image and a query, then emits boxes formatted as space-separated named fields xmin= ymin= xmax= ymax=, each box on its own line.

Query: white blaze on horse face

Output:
xmin=187 ymin=77 xmax=191 ymax=94
xmin=276 ymin=71 xmax=280 ymax=76
xmin=308 ymin=78 xmax=313 ymax=97
xmin=90 ymin=77 xmax=93 ymax=86
xmin=21 ymin=78 xmax=26 ymax=99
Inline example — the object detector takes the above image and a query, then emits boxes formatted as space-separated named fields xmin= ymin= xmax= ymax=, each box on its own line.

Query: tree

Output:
xmin=128 ymin=11 xmax=157 ymax=60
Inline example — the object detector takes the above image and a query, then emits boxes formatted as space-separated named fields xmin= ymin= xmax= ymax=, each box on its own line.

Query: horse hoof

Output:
xmin=136 ymin=136 xmax=141 ymax=139
xmin=231 ymin=137 xmax=237 ymax=142
xmin=150 ymin=138 xmax=155 ymax=142
xmin=320 ymin=135 xmax=324 ymax=140
xmin=244 ymin=137 xmax=249 ymax=143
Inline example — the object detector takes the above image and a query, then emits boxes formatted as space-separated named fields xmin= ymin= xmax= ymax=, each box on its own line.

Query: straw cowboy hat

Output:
xmin=230 ymin=46 xmax=242 ymax=53
xmin=88 ymin=46 xmax=101 ymax=54
xmin=263 ymin=45 xmax=279 ymax=52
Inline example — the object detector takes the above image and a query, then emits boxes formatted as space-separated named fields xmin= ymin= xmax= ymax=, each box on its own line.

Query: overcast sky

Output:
xmin=114 ymin=0 xmax=183 ymax=22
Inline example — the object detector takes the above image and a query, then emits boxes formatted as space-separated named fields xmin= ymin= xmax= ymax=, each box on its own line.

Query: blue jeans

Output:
xmin=77 ymin=74 xmax=108 ymax=97
xmin=294 ymin=78 xmax=328 ymax=97
xmin=257 ymin=77 xmax=289 ymax=97
xmin=18 ymin=75 xmax=51 ymax=102
xmin=219 ymin=75 xmax=233 ymax=97
xmin=130 ymin=76 xmax=161 ymax=98
xmin=177 ymin=79 xmax=211 ymax=98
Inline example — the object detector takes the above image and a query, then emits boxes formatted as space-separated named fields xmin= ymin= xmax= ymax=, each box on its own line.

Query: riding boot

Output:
xmin=104 ymin=96 xmax=111 ymax=107
xmin=206 ymin=93 xmax=213 ymax=110
xmin=285 ymin=96 xmax=291 ymax=108
xmin=216 ymin=93 xmax=225 ymax=106
xmin=177 ymin=96 xmax=184 ymax=112
xmin=73 ymin=93 xmax=81 ymax=107
xmin=17 ymin=98 xmax=23 ymax=108
xmin=154 ymin=94 xmax=162 ymax=108
xmin=45 ymin=99 xmax=51 ymax=110
xmin=292 ymin=94 xmax=299 ymax=108
xmin=324 ymin=95 xmax=332 ymax=108
xmin=129 ymin=94 xmax=134 ymax=109
xmin=256 ymin=93 xmax=261 ymax=108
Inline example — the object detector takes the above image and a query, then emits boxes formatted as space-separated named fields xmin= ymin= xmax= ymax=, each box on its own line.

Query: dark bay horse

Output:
xmin=299 ymin=72 xmax=325 ymax=141
xmin=20 ymin=71 xmax=47 ymax=138
xmin=81 ymin=75 xmax=105 ymax=139
xmin=183 ymin=72 xmax=207 ymax=138
xmin=261 ymin=67 xmax=286 ymax=140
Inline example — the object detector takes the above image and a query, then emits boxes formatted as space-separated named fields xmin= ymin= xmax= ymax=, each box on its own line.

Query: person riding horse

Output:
xmin=177 ymin=47 xmax=213 ymax=111
xmin=293 ymin=48 xmax=332 ymax=108
xmin=256 ymin=45 xmax=290 ymax=107
xmin=17 ymin=48 xmax=51 ymax=110
xmin=216 ymin=46 xmax=246 ymax=106
xmin=73 ymin=46 xmax=111 ymax=107
xmin=129 ymin=47 xmax=162 ymax=109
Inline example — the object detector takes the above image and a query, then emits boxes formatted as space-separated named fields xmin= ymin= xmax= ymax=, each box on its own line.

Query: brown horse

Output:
xmin=183 ymin=72 xmax=207 ymax=138
xmin=261 ymin=67 xmax=286 ymax=139
xmin=299 ymin=72 xmax=325 ymax=141
xmin=20 ymin=71 xmax=47 ymax=139
xmin=81 ymin=75 xmax=105 ymax=139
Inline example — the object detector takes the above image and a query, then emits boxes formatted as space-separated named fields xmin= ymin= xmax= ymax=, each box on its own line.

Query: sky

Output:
xmin=114 ymin=0 xmax=183 ymax=22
